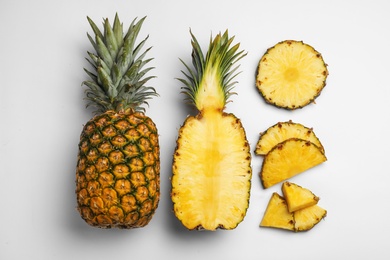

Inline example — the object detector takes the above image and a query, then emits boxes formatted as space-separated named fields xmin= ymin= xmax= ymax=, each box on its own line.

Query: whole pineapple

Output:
xmin=171 ymin=31 xmax=252 ymax=230
xmin=76 ymin=14 xmax=160 ymax=228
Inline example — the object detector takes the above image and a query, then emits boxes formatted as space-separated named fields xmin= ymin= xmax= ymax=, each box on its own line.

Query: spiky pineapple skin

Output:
xmin=76 ymin=110 xmax=160 ymax=228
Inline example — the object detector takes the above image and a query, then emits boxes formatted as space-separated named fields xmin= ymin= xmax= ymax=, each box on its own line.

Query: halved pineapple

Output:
xmin=294 ymin=204 xmax=327 ymax=231
xmin=255 ymin=120 xmax=324 ymax=155
xmin=282 ymin=181 xmax=319 ymax=212
xmin=256 ymin=40 xmax=328 ymax=109
xmin=171 ymin=31 xmax=251 ymax=230
xmin=260 ymin=138 xmax=327 ymax=188
xmin=260 ymin=193 xmax=294 ymax=231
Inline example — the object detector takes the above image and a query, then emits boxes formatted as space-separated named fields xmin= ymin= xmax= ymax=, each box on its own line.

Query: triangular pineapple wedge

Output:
xmin=260 ymin=138 xmax=327 ymax=188
xmin=260 ymin=193 xmax=294 ymax=231
xmin=294 ymin=204 xmax=327 ymax=231
xmin=282 ymin=181 xmax=319 ymax=212
xmin=255 ymin=121 xmax=324 ymax=155
xmin=260 ymin=192 xmax=326 ymax=232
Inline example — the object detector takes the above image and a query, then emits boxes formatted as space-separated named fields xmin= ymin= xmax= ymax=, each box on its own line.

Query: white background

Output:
xmin=1 ymin=0 xmax=390 ymax=259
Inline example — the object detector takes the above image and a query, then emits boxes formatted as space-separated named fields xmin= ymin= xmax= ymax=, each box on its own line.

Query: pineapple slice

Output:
xmin=260 ymin=193 xmax=294 ymax=231
xmin=260 ymin=138 xmax=327 ymax=188
xmin=282 ymin=181 xmax=319 ymax=212
xmin=294 ymin=204 xmax=327 ymax=231
xmin=256 ymin=40 xmax=328 ymax=109
xmin=255 ymin=121 xmax=324 ymax=155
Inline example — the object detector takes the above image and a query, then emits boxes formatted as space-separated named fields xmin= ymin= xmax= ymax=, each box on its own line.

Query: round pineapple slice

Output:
xmin=255 ymin=121 xmax=324 ymax=155
xmin=260 ymin=138 xmax=327 ymax=188
xmin=256 ymin=40 xmax=328 ymax=109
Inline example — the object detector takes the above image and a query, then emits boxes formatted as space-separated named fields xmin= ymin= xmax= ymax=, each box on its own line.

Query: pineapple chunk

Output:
xmin=260 ymin=192 xmax=326 ymax=232
xmin=260 ymin=138 xmax=327 ymax=188
xmin=255 ymin=121 xmax=324 ymax=155
xmin=282 ymin=181 xmax=319 ymax=212
xmin=260 ymin=193 xmax=294 ymax=231
xmin=294 ymin=204 xmax=327 ymax=231
xmin=256 ymin=40 xmax=328 ymax=109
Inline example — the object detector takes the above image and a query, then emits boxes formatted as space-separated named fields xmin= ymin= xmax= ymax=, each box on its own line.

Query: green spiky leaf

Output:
xmin=83 ymin=14 xmax=157 ymax=114
xmin=178 ymin=30 xmax=246 ymax=112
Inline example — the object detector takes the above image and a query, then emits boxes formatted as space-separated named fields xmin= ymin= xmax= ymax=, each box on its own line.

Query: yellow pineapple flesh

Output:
xmin=256 ymin=40 xmax=328 ymax=109
xmin=260 ymin=138 xmax=327 ymax=188
xmin=294 ymin=204 xmax=327 ymax=231
xmin=173 ymin=111 xmax=251 ymax=230
xmin=260 ymin=193 xmax=294 ymax=231
xmin=255 ymin=121 xmax=324 ymax=155
xmin=282 ymin=181 xmax=319 ymax=212
xmin=172 ymin=31 xmax=251 ymax=230
xmin=260 ymin=192 xmax=326 ymax=232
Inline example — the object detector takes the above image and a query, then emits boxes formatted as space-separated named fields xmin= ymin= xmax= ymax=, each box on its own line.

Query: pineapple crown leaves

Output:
xmin=178 ymin=30 xmax=247 ymax=111
xmin=83 ymin=14 xmax=158 ymax=114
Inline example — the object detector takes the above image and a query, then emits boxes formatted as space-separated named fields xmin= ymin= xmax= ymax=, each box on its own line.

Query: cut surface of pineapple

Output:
xmin=260 ymin=192 xmax=326 ymax=232
xmin=260 ymin=138 xmax=327 ymax=188
xmin=294 ymin=204 xmax=327 ymax=231
xmin=256 ymin=40 xmax=328 ymax=109
xmin=282 ymin=181 xmax=319 ymax=212
xmin=172 ymin=31 xmax=251 ymax=231
xmin=255 ymin=121 xmax=324 ymax=155
xmin=260 ymin=192 xmax=294 ymax=231
xmin=172 ymin=111 xmax=251 ymax=230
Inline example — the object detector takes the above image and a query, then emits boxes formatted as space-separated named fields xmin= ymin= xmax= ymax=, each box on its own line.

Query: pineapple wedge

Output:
xmin=282 ymin=181 xmax=319 ymax=212
xmin=256 ymin=40 xmax=328 ymax=109
xmin=260 ymin=193 xmax=294 ymax=231
xmin=260 ymin=138 xmax=327 ymax=188
xmin=260 ymin=192 xmax=326 ymax=232
xmin=255 ymin=121 xmax=324 ymax=155
xmin=294 ymin=204 xmax=327 ymax=231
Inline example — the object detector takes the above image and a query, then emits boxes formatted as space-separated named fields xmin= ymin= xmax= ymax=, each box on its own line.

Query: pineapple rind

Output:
xmin=76 ymin=111 xmax=160 ymax=228
xmin=282 ymin=181 xmax=319 ymax=212
xmin=255 ymin=121 xmax=324 ymax=155
xmin=172 ymin=112 xmax=251 ymax=230
xmin=260 ymin=138 xmax=327 ymax=188
xmin=256 ymin=40 xmax=328 ymax=110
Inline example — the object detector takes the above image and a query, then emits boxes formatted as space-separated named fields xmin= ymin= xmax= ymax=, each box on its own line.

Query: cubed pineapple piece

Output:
xmin=256 ymin=40 xmax=328 ymax=109
xmin=255 ymin=121 xmax=324 ymax=155
xmin=260 ymin=138 xmax=327 ymax=188
xmin=294 ymin=204 xmax=327 ymax=231
xmin=260 ymin=193 xmax=294 ymax=231
xmin=282 ymin=181 xmax=319 ymax=212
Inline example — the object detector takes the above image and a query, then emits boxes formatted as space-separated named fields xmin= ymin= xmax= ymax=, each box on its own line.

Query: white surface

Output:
xmin=1 ymin=0 xmax=390 ymax=259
